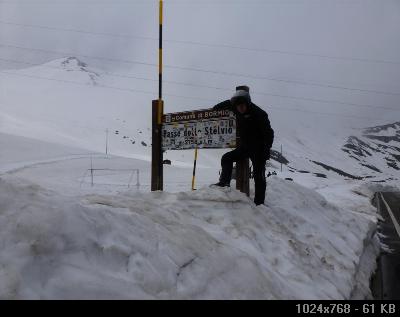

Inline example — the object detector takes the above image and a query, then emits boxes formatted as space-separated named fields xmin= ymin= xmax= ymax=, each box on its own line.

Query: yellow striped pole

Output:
xmin=191 ymin=146 xmax=198 ymax=190
xmin=158 ymin=0 xmax=163 ymax=124
xmin=152 ymin=1 xmax=164 ymax=191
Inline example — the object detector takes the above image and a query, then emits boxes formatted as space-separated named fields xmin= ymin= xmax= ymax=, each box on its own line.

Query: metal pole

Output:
xmin=281 ymin=144 xmax=283 ymax=173
xmin=191 ymin=120 xmax=202 ymax=191
xmin=106 ymin=128 xmax=109 ymax=155
xmin=191 ymin=147 xmax=198 ymax=190
xmin=157 ymin=0 xmax=164 ymax=128
xmin=151 ymin=0 xmax=164 ymax=191
xmin=157 ymin=0 xmax=164 ymax=125
xmin=90 ymin=156 xmax=94 ymax=187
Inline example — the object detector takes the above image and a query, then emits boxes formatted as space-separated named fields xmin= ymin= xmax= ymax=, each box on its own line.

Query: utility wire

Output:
xmin=1 ymin=43 xmax=400 ymax=97
xmin=1 ymin=56 xmax=399 ymax=112
xmin=1 ymin=20 xmax=399 ymax=66
xmin=0 ymin=70 xmax=216 ymax=102
xmin=0 ymin=70 xmax=379 ymax=121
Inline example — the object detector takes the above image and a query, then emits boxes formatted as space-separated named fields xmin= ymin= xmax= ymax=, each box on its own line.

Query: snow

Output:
xmin=0 ymin=132 xmax=220 ymax=195
xmin=0 ymin=174 xmax=378 ymax=300
xmin=0 ymin=133 xmax=380 ymax=300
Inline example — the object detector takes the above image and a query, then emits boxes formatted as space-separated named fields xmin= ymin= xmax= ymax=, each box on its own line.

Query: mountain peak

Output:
xmin=60 ymin=57 xmax=88 ymax=71
xmin=364 ymin=122 xmax=400 ymax=135
xmin=52 ymin=57 xmax=100 ymax=85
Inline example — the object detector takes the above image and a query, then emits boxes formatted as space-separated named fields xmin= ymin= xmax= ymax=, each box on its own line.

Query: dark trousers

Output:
xmin=220 ymin=147 xmax=267 ymax=205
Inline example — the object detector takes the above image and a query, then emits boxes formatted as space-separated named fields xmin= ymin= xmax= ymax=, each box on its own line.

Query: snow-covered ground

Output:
xmin=0 ymin=132 xmax=220 ymax=195
xmin=0 ymin=173 xmax=379 ymax=299
xmin=0 ymin=131 xmax=382 ymax=299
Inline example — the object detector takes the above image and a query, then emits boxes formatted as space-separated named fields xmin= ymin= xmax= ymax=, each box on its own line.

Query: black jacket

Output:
xmin=213 ymin=100 xmax=274 ymax=155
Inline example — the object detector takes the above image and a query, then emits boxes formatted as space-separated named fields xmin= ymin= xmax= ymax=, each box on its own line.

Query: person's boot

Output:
xmin=211 ymin=181 xmax=230 ymax=188
xmin=254 ymin=194 xmax=265 ymax=206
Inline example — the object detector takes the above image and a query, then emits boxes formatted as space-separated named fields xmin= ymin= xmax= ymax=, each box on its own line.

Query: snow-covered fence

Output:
xmin=80 ymin=168 xmax=140 ymax=188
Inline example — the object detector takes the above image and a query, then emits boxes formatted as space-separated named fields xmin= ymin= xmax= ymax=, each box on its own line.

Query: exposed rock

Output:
xmin=270 ymin=149 xmax=289 ymax=165
xmin=342 ymin=121 xmax=400 ymax=176
xmin=311 ymin=160 xmax=363 ymax=180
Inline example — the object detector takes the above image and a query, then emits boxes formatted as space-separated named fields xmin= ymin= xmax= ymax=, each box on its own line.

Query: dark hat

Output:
xmin=236 ymin=85 xmax=250 ymax=92
xmin=231 ymin=89 xmax=251 ymax=106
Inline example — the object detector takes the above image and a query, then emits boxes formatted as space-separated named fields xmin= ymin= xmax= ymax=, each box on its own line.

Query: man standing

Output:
xmin=212 ymin=86 xmax=274 ymax=206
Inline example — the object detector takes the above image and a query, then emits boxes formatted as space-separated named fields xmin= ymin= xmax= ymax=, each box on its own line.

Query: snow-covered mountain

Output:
xmin=342 ymin=122 xmax=400 ymax=180
xmin=1 ymin=57 xmax=399 ymax=185
xmin=0 ymin=57 xmax=153 ymax=160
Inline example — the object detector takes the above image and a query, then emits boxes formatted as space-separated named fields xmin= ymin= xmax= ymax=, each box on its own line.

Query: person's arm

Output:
xmin=212 ymin=99 xmax=232 ymax=111
xmin=258 ymin=112 xmax=274 ymax=149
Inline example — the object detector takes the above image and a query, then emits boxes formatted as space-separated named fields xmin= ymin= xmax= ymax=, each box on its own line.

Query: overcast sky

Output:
xmin=0 ymin=0 xmax=399 ymax=128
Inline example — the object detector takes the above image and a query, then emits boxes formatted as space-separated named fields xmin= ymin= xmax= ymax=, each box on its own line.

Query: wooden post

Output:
xmin=236 ymin=162 xmax=250 ymax=196
xmin=236 ymin=124 xmax=250 ymax=196
xmin=152 ymin=99 xmax=164 ymax=191
xmin=235 ymin=85 xmax=250 ymax=196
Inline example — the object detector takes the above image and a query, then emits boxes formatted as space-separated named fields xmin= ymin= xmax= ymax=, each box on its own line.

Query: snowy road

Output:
xmin=375 ymin=192 xmax=400 ymax=300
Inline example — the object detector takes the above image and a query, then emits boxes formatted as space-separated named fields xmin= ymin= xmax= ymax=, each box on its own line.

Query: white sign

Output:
xmin=162 ymin=114 xmax=236 ymax=150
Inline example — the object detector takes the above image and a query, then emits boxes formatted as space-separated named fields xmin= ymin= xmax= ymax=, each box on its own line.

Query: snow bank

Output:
xmin=352 ymin=182 xmax=400 ymax=200
xmin=0 ymin=176 xmax=378 ymax=299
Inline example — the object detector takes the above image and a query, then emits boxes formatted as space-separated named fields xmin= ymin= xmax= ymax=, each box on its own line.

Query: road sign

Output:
xmin=162 ymin=109 xmax=236 ymax=150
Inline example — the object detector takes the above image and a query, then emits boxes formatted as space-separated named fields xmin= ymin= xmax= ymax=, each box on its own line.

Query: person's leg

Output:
xmin=219 ymin=148 xmax=249 ymax=186
xmin=251 ymin=154 xmax=267 ymax=205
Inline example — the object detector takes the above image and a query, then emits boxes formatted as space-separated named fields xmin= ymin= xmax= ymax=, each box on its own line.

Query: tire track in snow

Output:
xmin=0 ymin=153 xmax=102 ymax=175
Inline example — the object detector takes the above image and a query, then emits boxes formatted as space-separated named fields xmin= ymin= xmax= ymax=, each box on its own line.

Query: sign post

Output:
xmin=151 ymin=0 xmax=164 ymax=192
xmin=151 ymin=99 xmax=164 ymax=191
xmin=159 ymin=108 xmax=250 ymax=196
xmin=235 ymin=123 xmax=250 ymax=196
xmin=152 ymin=107 xmax=251 ymax=196
xmin=235 ymin=85 xmax=250 ymax=196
